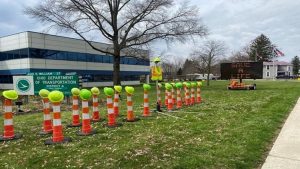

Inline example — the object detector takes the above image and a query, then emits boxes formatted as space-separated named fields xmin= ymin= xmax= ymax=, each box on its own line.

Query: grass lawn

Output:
xmin=0 ymin=80 xmax=300 ymax=169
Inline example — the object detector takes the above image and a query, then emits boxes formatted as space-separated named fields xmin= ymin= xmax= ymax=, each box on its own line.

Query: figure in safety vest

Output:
xmin=151 ymin=57 xmax=163 ymax=81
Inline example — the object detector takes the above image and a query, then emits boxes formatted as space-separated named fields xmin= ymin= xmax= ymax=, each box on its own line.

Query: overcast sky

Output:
xmin=0 ymin=0 xmax=299 ymax=62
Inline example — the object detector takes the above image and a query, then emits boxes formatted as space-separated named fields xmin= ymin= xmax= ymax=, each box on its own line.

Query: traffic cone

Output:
xmin=186 ymin=82 xmax=191 ymax=106
xmin=113 ymin=86 xmax=122 ymax=117
xmin=77 ymin=89 xmax=96 ymax=136
xmin=171 ymin=83 xmax=176 ymax=106
xmin=196 ymin=81 xmax=203 ymax=103
xmin=164 ymin=88 xmax=168 ymax=107
xmin=183 ymin=82 xmax=189 ymax=106
xmin=91 ymin=87 xmax=103 ymax=122
xmin=142 ymin=84 xmax=152 ymax=117
xmin=38 ymin=89 xmax=52 ymax=135
xmin=67 ymin=88 xmax=81 ymax=127
xmin=104 ymin=87 xmax=122 ymax=128
xmin=124 ymin=86 xmax=139 ymax=122
xmin=175 ymin=82 xmax=183 ymax=109
xmin=190 ymin=82 xmax=196 ymax=105
xmin=165 ymin=83 xmax=173 ymax=112
xmin=0 ymin=90 xmax=22 ymax=141
xmin=45 ymin=91 xmax=71 ymax=144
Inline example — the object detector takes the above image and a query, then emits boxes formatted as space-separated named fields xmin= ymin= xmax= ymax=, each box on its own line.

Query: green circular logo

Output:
xmin=17 ymin=79 xmax=31 ymax=92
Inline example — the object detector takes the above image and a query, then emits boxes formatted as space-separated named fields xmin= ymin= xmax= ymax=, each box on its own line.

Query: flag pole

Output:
xmin=272 ymin=45 xmax=276 ymax=81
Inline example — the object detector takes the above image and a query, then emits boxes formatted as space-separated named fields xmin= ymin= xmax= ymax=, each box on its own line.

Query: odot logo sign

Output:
xmin=13 ymin=76 xmax=34 ymax=95
xmin=17 ymin=79 xmax=30 ymax=92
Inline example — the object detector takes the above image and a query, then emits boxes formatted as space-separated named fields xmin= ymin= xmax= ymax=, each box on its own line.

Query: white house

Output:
xmin=263 ymin=61 xmax=293 ymax=79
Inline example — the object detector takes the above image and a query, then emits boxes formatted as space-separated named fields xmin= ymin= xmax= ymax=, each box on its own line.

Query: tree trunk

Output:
xmin=206 ymin=72 xmax=210 ymax=86
xmin=113 ymin=49 xmax=121 ymax=85
xmin=207 ymin=60 xmax=211 ymax=86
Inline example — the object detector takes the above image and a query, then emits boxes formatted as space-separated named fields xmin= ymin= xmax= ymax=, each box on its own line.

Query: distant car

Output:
xmin=276 ymin=75 xmax=292 ymax=79
xmin=188 ymin=73 xmax=219 ymax=80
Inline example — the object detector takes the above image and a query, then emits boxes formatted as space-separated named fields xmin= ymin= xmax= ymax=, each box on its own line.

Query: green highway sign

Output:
xmin=33 ymin=74 xmax=79 ymax=96
xmin=14 ymin=73 xmax=79 ymax=96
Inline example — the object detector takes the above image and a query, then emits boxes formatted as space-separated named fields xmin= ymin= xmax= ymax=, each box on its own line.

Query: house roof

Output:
xmin=263 ymin=61 xmax=292 ymax=66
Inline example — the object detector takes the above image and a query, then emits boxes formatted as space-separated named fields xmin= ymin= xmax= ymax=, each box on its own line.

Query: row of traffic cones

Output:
xmin=157 ymin=82 xmax=202 ymax=112
xmin=38 ymin=86 xmax=143 ymax=144
xmin=0 ymin=82 xmax=203 ymax=144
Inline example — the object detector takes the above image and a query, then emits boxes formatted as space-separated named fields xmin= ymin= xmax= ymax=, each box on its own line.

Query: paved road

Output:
xmin=262 ymin=98 xmax=300 ymax=169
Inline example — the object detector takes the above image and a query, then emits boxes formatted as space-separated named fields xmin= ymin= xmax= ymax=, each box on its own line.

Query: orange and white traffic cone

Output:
xmin=171 ymin=83 xmax=176 ymax=106
xmin=92 ymin=94 xmax=100 ymax=121
xmin=124 ymin=86 xmax=139 ymax=122
xmin=142 ymin=84 xmax=152 ymax=117
xmin=164 ymin=83 xmax=173 ymax=112
xmin=196 ymin=82 xmax=202 ymax=103
xmin=190 ymin=82 xmax=196 ymax=105
xmin=167 ymin=90 xmax=173 ymax=111
xmin=39 ymin=89 xmax=52 ymax=135
xmin=77 ymin=89 xmax=96 ymax=136
xmin=186 ymin=82 xmax=191 ymax=106
xmin=104 ymin=87 xmax=122 ymax=128
xmin=91 ymin=87 xmax=103 ymax=122
xmin=45 ymin=91 xmax=71 ymax=144
xmin=164 ymin=88 xmax=168 ymax=107
xmin=175 ymin=83 xmax=183 ymax=109
xmin=67 ymin=88 xmax=81 ymax=127
xmin=0 ymin=90 xmax=22 ymax=141
xmin=113 ymin=86 xmax=122 ymax=117
xmin=183 ymin=83 xmax=189 ymax=106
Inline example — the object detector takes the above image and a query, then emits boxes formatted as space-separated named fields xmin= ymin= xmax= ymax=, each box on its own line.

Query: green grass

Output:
xmin=0 ymin=80 xmax=300 ymax=169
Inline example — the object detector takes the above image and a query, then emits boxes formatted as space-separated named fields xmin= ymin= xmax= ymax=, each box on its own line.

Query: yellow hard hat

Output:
xmin=48 ymin=91 xmax=64 ymax=103
xmin=153 ymin=57 xmax=161 ymax=63
xmin=3 ymin=90 xmax=18 ymax=100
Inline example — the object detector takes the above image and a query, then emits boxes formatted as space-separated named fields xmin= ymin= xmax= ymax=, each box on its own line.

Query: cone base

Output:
xmin=67 ymin=123 xmax=82 ymax=128
xmin=123 ymin=117 xmax=140 ymax=122
xmin=103 ymin=122 xmax=122 ymax=128
xmin=91 ymin=118 xmax=105 ymax=123
xmin=38 ymin=130 xmax=52 ymax=135
xmin=76 ymin=129 xmax=97 ymax=136
xmin=0 ymin=133 xmax=22 ymax=142
xmin=45 ymin=137 xmax=72 ymax=145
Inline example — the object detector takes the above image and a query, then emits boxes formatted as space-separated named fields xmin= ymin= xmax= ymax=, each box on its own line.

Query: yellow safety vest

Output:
xmin=151 ymin=66 xmax=162 ymax=81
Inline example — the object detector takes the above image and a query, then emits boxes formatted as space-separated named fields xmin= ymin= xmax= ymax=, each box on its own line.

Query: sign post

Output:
xmin=151 ymin=57 xmax=163 ymax=112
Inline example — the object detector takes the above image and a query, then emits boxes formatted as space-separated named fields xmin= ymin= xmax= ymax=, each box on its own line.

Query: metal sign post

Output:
xmin=151 ymin=57 xmax=163 ymax=112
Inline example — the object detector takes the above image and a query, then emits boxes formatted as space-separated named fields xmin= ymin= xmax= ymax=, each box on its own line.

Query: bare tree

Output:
xmin=25 ymin=0 xmax=207 ymax=85
xmin=227 ymin=45 xmax=251 ymax=62
xmin=161 ymin=54 xmax=184 ymax=77
xmin=191 ymin=40 xmax=226 ymax=86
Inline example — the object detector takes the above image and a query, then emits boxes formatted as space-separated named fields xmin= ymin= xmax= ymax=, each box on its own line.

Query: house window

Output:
xmin=267 ymin=72 xmax=270 ymax=77
xmin=267 ymin=65 xmax=270 ymax=70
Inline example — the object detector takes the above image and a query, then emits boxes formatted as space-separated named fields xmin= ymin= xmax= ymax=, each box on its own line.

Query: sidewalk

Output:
xmin=262 ymin=98 xmax=300 ymax=169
